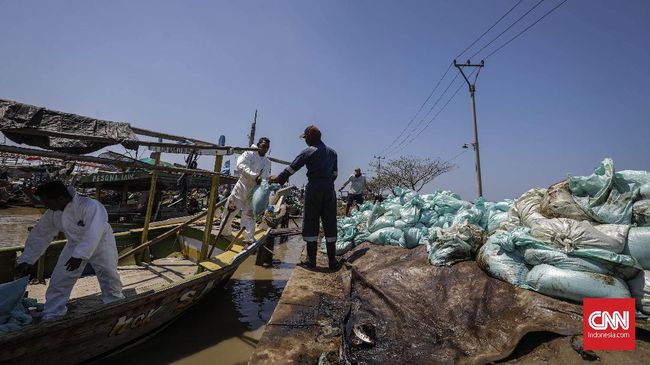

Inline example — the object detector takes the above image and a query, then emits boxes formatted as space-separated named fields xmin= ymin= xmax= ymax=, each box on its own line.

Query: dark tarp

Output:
xmin=0 ymin=99 xmax=138 ymax=154
xmin=249 ymin=242 xmax=650 ymax=364
xmin=341 ymin=243 xmax=585 ymax=364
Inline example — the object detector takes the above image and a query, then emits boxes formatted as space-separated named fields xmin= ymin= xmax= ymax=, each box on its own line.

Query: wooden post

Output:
xmin=36 ymin=255 xmax=45 ymax=284
xmin=138 ymin=151 xmax=161 ymax=263
xmin=121 ymin=183 xmax=129 ymax=205
xmin=197 ymin=154 xmax=223 ymax=272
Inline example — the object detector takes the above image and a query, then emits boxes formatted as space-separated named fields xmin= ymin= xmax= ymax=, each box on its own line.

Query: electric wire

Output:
xmin=455 ymin=0 xmax=526 ymax=59
xmin=378 ymin=63 xmax=453 ymax=156
xmin=384 ymin=72 xmax=460 ymax=157
xmin=389 ymin=69 xmax=472 ymax=157
xmin=378 ymin=0 xmax=529 ymax=157
xmin=378 ymin=0 xmax=569 ymax=159
xmin=468 ymin=0 xmax=547 ymax=59
xmin=485 ymin=0 xmax=569 ymax=59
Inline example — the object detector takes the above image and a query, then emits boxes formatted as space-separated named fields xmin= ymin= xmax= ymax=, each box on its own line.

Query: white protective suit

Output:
xmin=220 ymin=145 xmax=271 ymax=241
xmin=17 ymin=193 xmax=124 ymax=320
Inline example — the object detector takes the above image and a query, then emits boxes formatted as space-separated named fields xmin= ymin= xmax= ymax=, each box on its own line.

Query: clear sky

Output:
xmin=1 ymin=0 xmax=648 ymax=201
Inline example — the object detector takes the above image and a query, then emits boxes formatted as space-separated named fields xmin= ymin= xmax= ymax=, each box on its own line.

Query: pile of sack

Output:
xmin=329 ymin=187 xmax=510 ymax=259
xmin=478 ymin=159 xmax=650 ymax=314
xmin=330 ymin=159 xmax=650 ymax=314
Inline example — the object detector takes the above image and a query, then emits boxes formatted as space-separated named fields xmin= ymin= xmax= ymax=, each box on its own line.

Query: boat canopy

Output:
xmin=0 ymin=99 xmax=138 ymax=154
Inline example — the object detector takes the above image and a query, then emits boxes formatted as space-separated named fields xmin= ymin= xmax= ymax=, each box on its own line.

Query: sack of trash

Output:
xmin=633 ymin=200 xmax=650 ymax=227
xmin=540 ymin=181 xmax=592 ymax=221
xmin=0 ymin=276 xmax=29 ymax=323
xmin=526 ymin=264 xmax=631 ymax=302
xmin=365 ymin=227 xmax=405 ymax=247
xmin=427 ymin=223 xmax=484 ymax=266
xmin=627 ymin=270 xmax=650 ymax=314
xmin=477 ymin=238 xmax=530 ymax=287
xmin=0 ymin=276 xmax=41 ymax=334
xmin=623 ymin=226 xmax=650 ymax=270
xmin=529 ymin=219 xmax=628 ymax=254
xmin=568 ymin=158 xmax=650 ymax=225
xmin=523 ymin=248 xmax=611 ymax=275
xmin=522 ymin=247 xmax=639 ymax=280
xmin=251 ymin=180 xmax=271 ymax=216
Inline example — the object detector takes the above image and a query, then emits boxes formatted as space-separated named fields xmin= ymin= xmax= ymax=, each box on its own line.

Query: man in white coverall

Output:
xmin=220 ymin=137 xmax=271 ymax=242
xmin=15 ymin=181 xmax=124 ymax=320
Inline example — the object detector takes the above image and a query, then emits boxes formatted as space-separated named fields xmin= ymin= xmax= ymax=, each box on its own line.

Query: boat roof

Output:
xmin=0 ymin=99 xmax=138 ymax=154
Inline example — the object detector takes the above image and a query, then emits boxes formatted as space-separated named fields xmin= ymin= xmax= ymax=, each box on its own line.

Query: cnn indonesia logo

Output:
xmin=583 ymin=298 xmax=635 ymax=351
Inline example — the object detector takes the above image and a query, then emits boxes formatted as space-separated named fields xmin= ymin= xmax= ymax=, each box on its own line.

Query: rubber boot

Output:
xmin=298 ymin=241 xmax=317 ymax=269
xmin=326 ymin=242 xmax=340 ymax=271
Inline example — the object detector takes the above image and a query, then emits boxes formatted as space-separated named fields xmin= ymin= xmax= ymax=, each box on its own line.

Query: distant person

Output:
xmin=270 ymin=125 xmax=340 ymax=270
xmin=15 ymin=181 xmax=124 ymax=320
xmin=220 ymin=137 xmax=271 ymax=243
xmin=339 ymin=167 xmax=370 ymax=216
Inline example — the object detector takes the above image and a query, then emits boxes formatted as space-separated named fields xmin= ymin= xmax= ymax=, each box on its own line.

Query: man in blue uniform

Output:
xmin=270 ymin=125 xmax=339 ymax=270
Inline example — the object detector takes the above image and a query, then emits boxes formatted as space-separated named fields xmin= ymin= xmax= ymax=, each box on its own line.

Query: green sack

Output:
xmin=624 ymin=227 xmax=650 ymax=270
xmin=0 ymin=276 xmax=29 ymax=323
xmin=477 ymin=241 xmax=530 ymax=288
xmin=527 ymin=264 xmax=631 ymax=303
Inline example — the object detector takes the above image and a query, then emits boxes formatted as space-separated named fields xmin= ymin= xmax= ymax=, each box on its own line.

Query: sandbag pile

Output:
xmin=477 ymin=159 xmax=650 ymax=313
xmin=331 ymin=158 xmax=650 ymax=313
xmin=329 ymin=187 xmax=512 ymax=264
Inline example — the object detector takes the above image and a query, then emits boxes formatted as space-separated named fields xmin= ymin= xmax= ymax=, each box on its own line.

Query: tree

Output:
xmin=369 ymin=155 xmax=456 ymax=193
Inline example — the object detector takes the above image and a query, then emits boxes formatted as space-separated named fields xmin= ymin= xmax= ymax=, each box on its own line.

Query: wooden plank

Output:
xmin=130 ymin=126 xmax=217 ymax=146
xmin=117 ymin=198 xmax=227 ymax=261
xmin=0 ymin=145 xmax=219 ymax=176
xmin=138 ymin=149 xmax=161 ymax=263
xmin=197 ymin=154 xmax=224 ymax=270
xmin=268 ymin=156 xmax=291 ymax=165
xmin=2 ymin=128 xmax=257 ymax=155
xmin=142 ymin=141 xmax=257 ymax=155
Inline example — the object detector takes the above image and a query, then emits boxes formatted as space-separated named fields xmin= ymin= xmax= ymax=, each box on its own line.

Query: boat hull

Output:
xmin=0 ymin=236 xmax=264 ymax=365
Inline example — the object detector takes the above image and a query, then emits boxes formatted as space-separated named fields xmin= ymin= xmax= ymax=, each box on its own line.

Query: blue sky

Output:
xmin=1 ymin=0 xmax=649 ymax=201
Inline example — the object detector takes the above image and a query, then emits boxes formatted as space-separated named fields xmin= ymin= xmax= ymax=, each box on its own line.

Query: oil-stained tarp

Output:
xmin=0 ymin=99 xmax=138 ymax=154
xmin=341 ymin=243 xmax=585 ymax=364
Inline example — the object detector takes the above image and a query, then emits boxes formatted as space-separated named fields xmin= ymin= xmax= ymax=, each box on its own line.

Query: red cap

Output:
xmin=299 ymin=125 xmax=321 ymax=140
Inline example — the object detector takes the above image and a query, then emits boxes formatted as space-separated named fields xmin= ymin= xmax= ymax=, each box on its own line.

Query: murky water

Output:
xmin=96 ymin=235 xmax=304 ymax=365
xmin=0 ymin=207 xmax=42 ymax=248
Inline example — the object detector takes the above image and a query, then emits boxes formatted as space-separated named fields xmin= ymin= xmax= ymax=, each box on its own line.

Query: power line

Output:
xmin=378 ymin=0 xmax=569 ymax=159
xmin=378 ymin=62 xmax=453 ymax=156
xmin=388 ymin=72 xmax=461 ymax=155
xmin=468 ymin=0 xmax=547 ymax=59
xmin=378 ymin=1 xmax=529 ymax=157
xmin=485 ymin=0 xmax=569 ymax=59
xmin=455 ymin=0 xmax=526 ymax=59
xmin=447 ymin=149 xmax=468 ymax=163
xmin=389 ymin=70 xmax=471 ymax=157
xmin=384 ymin=72 xmax=461 ymax=157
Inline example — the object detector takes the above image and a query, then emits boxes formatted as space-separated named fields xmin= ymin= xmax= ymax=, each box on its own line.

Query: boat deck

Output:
xmin=26 ymin=257 xmax=197 ymax=316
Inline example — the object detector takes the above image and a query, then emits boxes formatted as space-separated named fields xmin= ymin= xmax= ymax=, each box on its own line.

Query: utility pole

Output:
xmin=454 ymin=59 xmax=485 ymax=198
xmin=247 ymin=110 xmax=257 ymax=146
xmin=372 ymin=155 xmax=386 ymax=175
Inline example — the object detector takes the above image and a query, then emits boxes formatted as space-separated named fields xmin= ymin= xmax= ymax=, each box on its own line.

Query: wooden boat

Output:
xmin=0 ymin=221 xmax=271 ymax=365
xmin=0 ymin=99 xmax=293 ymax=364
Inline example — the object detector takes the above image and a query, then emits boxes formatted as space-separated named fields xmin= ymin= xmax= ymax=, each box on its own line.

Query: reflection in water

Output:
xmin=96 ymin=235 xmax=304 ymax=365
